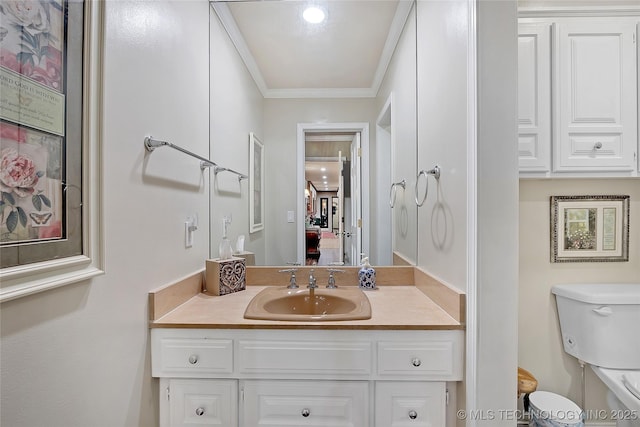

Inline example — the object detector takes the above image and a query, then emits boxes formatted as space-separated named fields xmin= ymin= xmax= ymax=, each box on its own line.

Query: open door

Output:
xmin=337 ymin=151 xmax=344 ymax=265
xmin=349 ymin=133 xmax=362 ymax=264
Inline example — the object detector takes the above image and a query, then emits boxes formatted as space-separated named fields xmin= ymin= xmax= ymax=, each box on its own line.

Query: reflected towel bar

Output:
xmin=414 ymin=165 xmax=440 ymax=207
xmin=389 ymin=179 xmax=406 ymax=208
xmin=144 ymin=136 xmax=248 ymax=181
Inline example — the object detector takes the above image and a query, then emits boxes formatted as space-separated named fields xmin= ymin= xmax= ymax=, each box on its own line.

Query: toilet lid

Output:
xmin=529 ymin=391 xmax=583 ymax=422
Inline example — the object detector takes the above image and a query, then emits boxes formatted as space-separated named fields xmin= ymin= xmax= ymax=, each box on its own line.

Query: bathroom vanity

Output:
xmin=149 ymin=268 xmax=465 ymax=427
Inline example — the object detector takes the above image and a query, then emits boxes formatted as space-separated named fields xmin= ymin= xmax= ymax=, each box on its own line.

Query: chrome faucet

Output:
xmin=308 ymin=269 xmax=317 ymax=289
xmin=326 ymin=269 xmax=345 ymax=288
xmin=279 ymin=268 xmax=299 ymax=289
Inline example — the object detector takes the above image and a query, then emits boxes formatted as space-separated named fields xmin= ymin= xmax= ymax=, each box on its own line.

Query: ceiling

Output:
xmin=305 ymin=160 xmax=342 ymax=193
xmin=212 ymin=0 xmax=412 ymax=192
xmin=212 ymin=0 xmax=412 ymax=98
xmin=305 ymin=134 xmax=353 ymax=192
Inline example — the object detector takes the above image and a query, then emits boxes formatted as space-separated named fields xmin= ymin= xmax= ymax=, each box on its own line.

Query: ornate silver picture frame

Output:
xmin=550 ymin=195 xmax=630 ymax=263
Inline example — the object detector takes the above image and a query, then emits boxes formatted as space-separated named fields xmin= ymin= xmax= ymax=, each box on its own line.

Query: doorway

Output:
xmin=297 ymin=123 xmax=369 ymax=266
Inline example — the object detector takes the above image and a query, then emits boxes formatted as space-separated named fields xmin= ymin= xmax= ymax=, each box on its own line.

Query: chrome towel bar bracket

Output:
xmin=414 ymin=165 xmax=440 ymax=207
xmin=214 ymin=166 xmax=248 ymax=182
xmin=389 ymin=179 xmax=406 ymax=208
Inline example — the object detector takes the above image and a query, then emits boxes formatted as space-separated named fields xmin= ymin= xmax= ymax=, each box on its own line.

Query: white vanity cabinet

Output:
xmin=159 ymin=378 xmax=238 ymax=427
xmin=241 ymin=380 xmax=369 ymax=426
xmin=151 ymin=328 xmax=464 ymax=427
xmin=518 ymin=14 xmax=639 ymax=177
xmin=375 ymin=381 xmax=446 ymax=426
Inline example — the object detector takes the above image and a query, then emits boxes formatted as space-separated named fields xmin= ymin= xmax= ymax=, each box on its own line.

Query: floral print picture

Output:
xmin=0 ymin=1 xmax=65 ymax=245
xmin=1 ymin=121 xmax=62 ymax=243
xmin=551 ymin=195 xmax=630 ymax=263
xmin=0 ymin=0 xmax=65 ymax=91
xmin=563 ymin=208 xmax=597 ymax=250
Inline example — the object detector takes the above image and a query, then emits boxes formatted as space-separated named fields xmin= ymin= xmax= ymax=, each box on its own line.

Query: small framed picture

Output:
xmin=249 ymin=132 xmax=264 ymax=233
xmin=550 ymin=195 xmax=630 ymax=263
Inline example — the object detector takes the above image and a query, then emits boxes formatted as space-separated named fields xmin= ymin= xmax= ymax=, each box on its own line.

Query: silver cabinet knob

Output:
xmin=594 ymin=142 xmax=603 ymax=149
xmin=188 ymin=355 xmax=198 ymax=364
xmin=409 ymin=410 xmax=418 ymax=419
xmin=411 ymin=358 xmax=421 ymax=367
xmin=301 ymin=408 xmax=310 ymax=417
xmin=195 ymin=407 xmax=205 ymax=416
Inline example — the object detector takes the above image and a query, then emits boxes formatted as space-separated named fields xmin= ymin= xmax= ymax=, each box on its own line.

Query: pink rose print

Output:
xmin=0 ymin=148 xmax=40 ymax=198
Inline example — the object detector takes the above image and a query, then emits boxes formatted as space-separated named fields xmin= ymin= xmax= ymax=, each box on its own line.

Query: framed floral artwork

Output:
xmin=0 ymin=1 xmax=104 ymax=301
xmin=550 ymin=195 xmax=630 ymax=263
xmin=249 ymin=132 xmax=264 ymax=233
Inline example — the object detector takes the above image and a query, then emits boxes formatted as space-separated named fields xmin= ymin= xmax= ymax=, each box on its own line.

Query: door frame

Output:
xmin=296 ymin=122 xmax=370 ymax=265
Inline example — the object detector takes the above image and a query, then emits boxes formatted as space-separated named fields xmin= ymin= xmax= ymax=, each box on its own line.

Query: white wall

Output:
xmin=262 ymin=98 xmax=377 ymax=265
xmin=416 ymin=0 xmax=519 ymax=424
xmin=416 ymin=0 xmax=471 ymax=291
xmin=475 ymin=2 xmax=520 ymax=425
xmin=519 ymin=178 xmax=640 ymax=420
xmin=376 ymin=3 xmax=418 ymax=265
xmin=210 ymin=6 xmax=264 ymax=263
xmin=0 ymin=1 xmax=211 ymax=426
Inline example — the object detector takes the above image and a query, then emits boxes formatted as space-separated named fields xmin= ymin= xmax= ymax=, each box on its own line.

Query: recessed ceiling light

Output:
xmin=322 ymin=175 xmax=327 ymax=179
xmin=320 ymin=167 xmax=327 ymax=172
xmin=303 ymin=6 xmax=325 ymax=24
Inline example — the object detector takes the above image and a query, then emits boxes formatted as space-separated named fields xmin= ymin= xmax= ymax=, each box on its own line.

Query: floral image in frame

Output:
xmin=0 ymin=0 xmax=103 ymax=302
xmin=0 ymin=0 xmax=65 ymax=91
xmin=0 ymin=121 xmax=62 ymax=243
xmin=249 ymin=132 xmax=264 ymax=233
xmin=550 ymin=195 xmax=630 ymax=263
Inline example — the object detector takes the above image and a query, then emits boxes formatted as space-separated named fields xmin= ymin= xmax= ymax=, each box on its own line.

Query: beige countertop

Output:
xmin=150 ymin=285 xmax=463 ymax=330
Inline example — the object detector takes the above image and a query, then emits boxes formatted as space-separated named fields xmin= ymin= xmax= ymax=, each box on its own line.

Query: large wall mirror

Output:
xmin=209 ymin=0 xmax=418 ymax=267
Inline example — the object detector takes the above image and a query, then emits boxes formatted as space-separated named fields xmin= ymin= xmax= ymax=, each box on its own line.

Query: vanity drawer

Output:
xmin=238 ymin=339 xmax=372 ymax=377
xmin=153 ymin=337 xmax=233 ymax=377
xmin=165 ymin=379 xmax=237 ymax=427
xmin=375 ymin=381 xmax=446 ymax=426
xmin=377 ymin=340 xmax=459 ymax=379
xmin=241 ymin=380 xmax=369 ymax=426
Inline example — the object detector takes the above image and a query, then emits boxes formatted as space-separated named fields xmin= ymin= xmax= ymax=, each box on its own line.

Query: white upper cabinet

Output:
xmin=518 ymin=23 xmax=552 ymax=172
xmin=554 ymin=20 xmax=638 ymax=173
xmin=518 ymin=12 xmax=639 ymax=178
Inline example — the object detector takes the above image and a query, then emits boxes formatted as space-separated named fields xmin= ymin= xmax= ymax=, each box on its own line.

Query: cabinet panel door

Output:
xmin=554 ymin=20 xmax=637 ymax=172
xmin=375 ymin=381 xmax=446 ymax=427
xmin=169 ymin=379 xmax=237 ymax=427
xmin=518 ymin=23 xmax=551 ymax=172
xmin=241 ymin=380 xmax=369 ymax=426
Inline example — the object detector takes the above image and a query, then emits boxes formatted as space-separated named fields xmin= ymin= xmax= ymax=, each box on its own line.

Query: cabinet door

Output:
xmin=166 ymin=379 xmax=237 ymax=427
xmin=241 ymin=380 xmax=369 ymax=426
xmin=554 ymin=20 xmax=638 ymax=172
xmin=375 ymin=381 xmax=446 ymax=427
xmin=518 ymin=23 xmax=552 ymax=173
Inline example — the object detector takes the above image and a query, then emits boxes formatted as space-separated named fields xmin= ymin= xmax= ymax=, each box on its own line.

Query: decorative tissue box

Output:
xmin=205 ymin=257 xmax=246 ymax=296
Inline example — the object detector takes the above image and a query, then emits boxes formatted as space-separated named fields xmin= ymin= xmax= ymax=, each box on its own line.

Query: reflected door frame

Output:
xmin=296 ymin=123 xmax=369 ymax=266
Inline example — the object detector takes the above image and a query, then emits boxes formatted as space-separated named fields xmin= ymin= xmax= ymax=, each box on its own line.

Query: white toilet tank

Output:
xmin=552 ymin=284 xmax=640 ymax=369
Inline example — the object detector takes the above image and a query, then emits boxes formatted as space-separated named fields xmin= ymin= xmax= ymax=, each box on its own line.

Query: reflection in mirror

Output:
xmin=209 ymin=0 xmax=417 ymax=266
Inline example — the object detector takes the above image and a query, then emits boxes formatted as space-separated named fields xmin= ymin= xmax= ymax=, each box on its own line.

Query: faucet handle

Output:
xmin=278 ymin=268 xmax=299 ymax=289
xmin=326 ymin=269 xmax=345 ymax=288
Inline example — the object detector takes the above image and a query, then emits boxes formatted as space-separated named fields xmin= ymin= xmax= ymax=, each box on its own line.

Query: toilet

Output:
xmin=552 ymin=284 xmax=640 ymax=427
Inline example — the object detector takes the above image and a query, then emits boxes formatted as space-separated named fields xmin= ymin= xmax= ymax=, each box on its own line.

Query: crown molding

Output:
xmin=519 ymin=5 xmax=640 ymax=18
